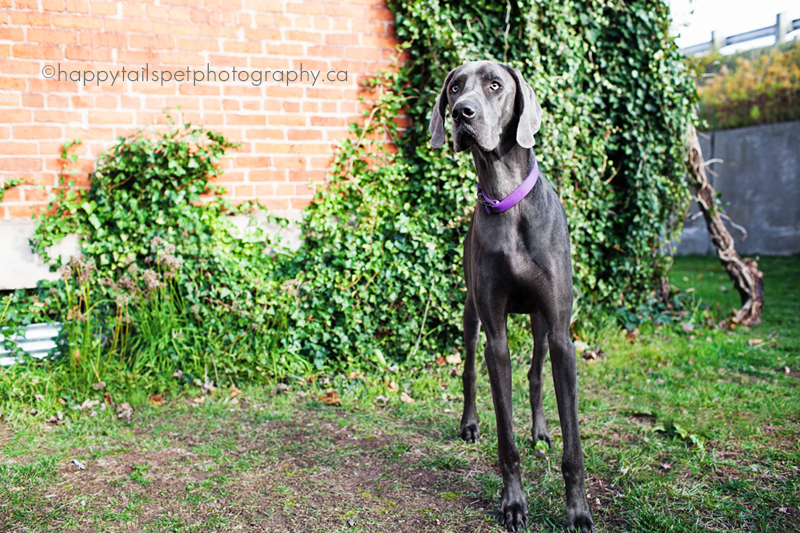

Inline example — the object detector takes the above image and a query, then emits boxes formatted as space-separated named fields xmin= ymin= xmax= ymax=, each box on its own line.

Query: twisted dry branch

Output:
xmin=684 ymin=125 xmax=764 ymax=326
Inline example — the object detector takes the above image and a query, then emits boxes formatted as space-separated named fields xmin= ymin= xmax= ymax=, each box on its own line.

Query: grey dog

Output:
xmin=429 ymin=61 xmax=595 ymax=532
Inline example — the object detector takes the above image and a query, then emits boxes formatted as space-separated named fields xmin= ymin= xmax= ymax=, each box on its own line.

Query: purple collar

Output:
xmin=477 ymin=157 xmax=539 ymax=214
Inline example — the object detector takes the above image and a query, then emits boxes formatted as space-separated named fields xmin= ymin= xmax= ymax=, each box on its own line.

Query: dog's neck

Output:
xmin=470 ymin=142 xmax=535 ymax=201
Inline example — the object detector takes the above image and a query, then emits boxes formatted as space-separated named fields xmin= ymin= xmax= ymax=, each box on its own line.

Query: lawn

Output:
xmin=1 ymin=255 xmax=798 ymax=532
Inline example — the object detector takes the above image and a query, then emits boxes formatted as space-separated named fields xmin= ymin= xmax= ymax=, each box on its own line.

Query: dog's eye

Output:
xmin=451 ymin=85 xmax=459 ymax=93
xmin=489 ymin=81 xmax=501 ymax=91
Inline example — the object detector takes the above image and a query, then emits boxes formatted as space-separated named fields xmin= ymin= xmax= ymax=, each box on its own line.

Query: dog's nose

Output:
xmin=452 ymin=101 xmax=478 ymax=122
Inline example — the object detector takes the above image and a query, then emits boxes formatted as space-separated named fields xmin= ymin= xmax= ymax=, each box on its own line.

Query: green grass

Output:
xmin=0 ymin=255 xmax=798 ymax=532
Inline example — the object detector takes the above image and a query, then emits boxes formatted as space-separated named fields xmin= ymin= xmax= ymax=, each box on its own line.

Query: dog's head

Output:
xmin=429 ymin=61 xmax=542 ymax=153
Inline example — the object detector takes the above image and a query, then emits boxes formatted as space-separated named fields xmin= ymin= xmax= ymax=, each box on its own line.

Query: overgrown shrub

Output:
xmin=281 ymin=0 xmax=697 ymax=367
xmin=688 ymin=42 xmax=800 ymax=130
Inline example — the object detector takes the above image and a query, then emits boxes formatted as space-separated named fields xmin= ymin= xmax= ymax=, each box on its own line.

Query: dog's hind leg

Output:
xmin=529 ymin=311 xmax=552 ymax=449
xmin=460 ymin=291 xmax=481 ymax=443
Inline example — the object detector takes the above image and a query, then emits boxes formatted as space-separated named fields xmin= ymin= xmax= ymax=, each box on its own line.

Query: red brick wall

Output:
xmin=0 ymin=0 xmax=403 ymax=219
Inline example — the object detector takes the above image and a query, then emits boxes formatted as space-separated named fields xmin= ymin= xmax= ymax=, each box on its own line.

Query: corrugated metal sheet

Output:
xmin=0 ymin=322 xmax=62 ymax=366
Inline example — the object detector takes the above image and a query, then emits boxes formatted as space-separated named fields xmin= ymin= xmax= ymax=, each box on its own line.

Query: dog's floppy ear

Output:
xmin=506 ymin=67 xmax=542 ymax=148
xmin=429 ymin=68 xmax=456 ymax=148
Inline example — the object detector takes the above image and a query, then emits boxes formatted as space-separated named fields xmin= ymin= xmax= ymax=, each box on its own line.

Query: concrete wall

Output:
xmin=677 ymin=120 xmax=800 ymax=256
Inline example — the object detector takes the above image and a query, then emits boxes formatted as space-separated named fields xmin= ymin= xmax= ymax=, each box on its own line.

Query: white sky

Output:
xmin=668 ymin=0 xmax=800 ymax=53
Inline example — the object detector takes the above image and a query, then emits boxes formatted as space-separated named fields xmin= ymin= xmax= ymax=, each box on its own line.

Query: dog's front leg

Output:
xmin=482 ymin=313 xmax=528 ymax=532
xmin=549 ymin=326 xmax=595 ymax=533
xmin=460 ymin=292 xmax=481 ymax=442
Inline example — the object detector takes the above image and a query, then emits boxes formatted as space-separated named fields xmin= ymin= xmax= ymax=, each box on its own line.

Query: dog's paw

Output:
xmin=499 ymin=494 xmax=528 ymax=532
xmin=531 ymin=430 xmax=552 ymax=450
xmin=567 ymin=512 xmax=595 ymax=533
xmin=459 ymin=422 xmax=479 ymax=443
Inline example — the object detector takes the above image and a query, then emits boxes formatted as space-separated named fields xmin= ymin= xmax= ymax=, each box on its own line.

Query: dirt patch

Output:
xmin=3 ymin=404 xmax=498 ymax=533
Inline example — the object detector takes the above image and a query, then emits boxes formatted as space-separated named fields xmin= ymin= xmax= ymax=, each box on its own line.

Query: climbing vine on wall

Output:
xmin=279 ymin=0 xmax=698 ymax=367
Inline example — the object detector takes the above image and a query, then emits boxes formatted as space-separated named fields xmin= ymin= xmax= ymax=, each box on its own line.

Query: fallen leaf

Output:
xmin=92 ymin=381 xmax=106 ymax=391
xmin=230 ymin=397 xmax=239 ymax=405
xmin=103 ymin=392 xmax=113 ymax=406
xmin=574 ymin=340 xmax=590 ymax=354
xmin=435 ymin=356 xmax=446 ymax=366
xmin=172 ymin=369 xmax=183 ymax=379
xmin=386 ymin=380 xmax=398 ymax=393
xmin=79 ymin=399 xmax=100 ymax=411
xmin=230 ymin=385 xmax=243 ymax=397
xmin=346 ymin=371 xmax=364 ymax=380
xmin=785 ymin=367 xmax=791 ymax=374
xmin=57 ymin=398 xmax=66 ymax=405
xmin=319 ymin=391 xmax=340 ymax=405
xmin=747 ymin=339 xmax=763 ymax=347
xmin=400 ymin=391 xmax=414 ymax=403
xmin=306 ymin=375 xmax=316 ymax=383
xmin=374 ymin=394 xmax=388 ymax=405
xmin=28 ymin=408 xmax=39 ymax=416
xmin=445 ymin=353 xmax=462 ymax=365
xmin=202 ymin=380 xmax=215 ymax=393
xmin=661 ymin=462 xmax=672 ymax=470
xmin=148 ymin=394 xmax=163 ymax=407
xmin=72 ymin=459 xmax=86 ymax=470
xmin=192 ymin=396 xmax=205 ymax=404
xmin=116 ymin=403 xmax=133 ymax=421
xmin=34 ymin=394 xmax=45 ymax=402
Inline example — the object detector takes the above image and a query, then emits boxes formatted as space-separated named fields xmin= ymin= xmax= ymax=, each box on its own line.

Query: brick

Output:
xmin=160 ymin=53 xmax=206 ymax=66
xmin=285 ymin=3 xmax=324 ymax=15
xmin=178 ymin=84 xmax=221 ymax=96
xmin=129 ymin=35 xmax=176 ymax=50
xmin=0 ymin=59 xmax=40 ymax=75
xmin=234 ymin=156 xmax=271 ymax=168
xmin=244 ymin=28 xmax=282 ymax=41
xmin=363 ymin=35 xmax=397 ymax=47
xmin=88 ymin=111 xmax=133 ymax=124
xmin=325 ymin=34 xmax=360 ymax=45
xmin=199 ymin=25 xmax=237 ymax=38
xmin=0 ymin=157 xmax=43 ymax=171
xmin=265 ymin=44 xmax=305 ymax=56
xmin=71 ymin=95 xmax=94 ymax=107
xmin=65 ymin=46 xmax=113 ymax=61
xmin=21 ymin=94 xmax=43 ymax=107
xmin=0 ymin=28 xmax=25 ymax=41
xmin=35 ymin=110 xmax=82 ymax=123
xmin=0 ymin=76 xmax=27 ymax=91
xmin=261 ymin=199 xmax=289 ymax=210
xmin=104 ymin=19 xmax=151 ymax=32
xmin=52 ymin=14 xmax=103 ymax=29
xmin=311 ymin=116 xmax=345 ymax=127
xmin=272 ymin=156 xmax=306 ymax=169
xmin=227 ymin=114 xmax=266 ymax=126
xmin=243 ymin=0 xmax=282 ymax=12
xmin=290 ymin=198 xmax=312 ymax=209
xmin=346 ymin=47 xmax=382 ymax=61
xmin=288 ymin=169 xmax=325 ymax=182
xmin=0 ymin=143 xmax=37 ymax=155
xmin=153 ymin=22 xmax=196 ymax=36
xmin=366 ymin=7 xmax=394 ymax=21
xmin=10 ymin=12 xmax=51 ymax=25
xmin=223 ymin=41 xmax=264 ymax=55
xmin=291 ymin=143 xmax=332 ymax=154
xmin=65 ymin=0 xmax=90 ymax=13
xmin=80 ymin=33 xmax=127 ymax=47
xmin=249 ymin=169 xmax=285 ymax=181
xmin=176 ymin=38 xmax=218 ymax=51
xmin=189 ymin=9 xmax=210 ymax=23
xmin=325 ymin=5 xmax=362 ymax=18
xmin=90 ymin=2 xmax=118 ymax=15
xmin=95 ymin=95 xmax=117 ymax=108
xmin=313 ymin=17 xmax=331 ymax=30
xmin=285 ymin=30 xmax=322 ymax=44
xmin=287 ymin=129 xmax=322 ymax=141
xmin=22 ymin=188 xmax=49 ymax=202
xmin=6 ymin=205 xmax=39 ymax=218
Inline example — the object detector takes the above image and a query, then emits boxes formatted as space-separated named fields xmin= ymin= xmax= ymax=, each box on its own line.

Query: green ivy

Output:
xmin=278 ymin=0 xmax=697 ymax=367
